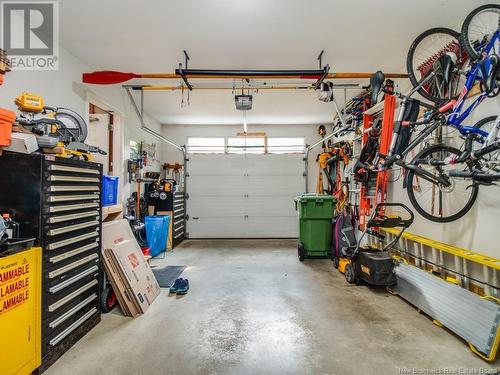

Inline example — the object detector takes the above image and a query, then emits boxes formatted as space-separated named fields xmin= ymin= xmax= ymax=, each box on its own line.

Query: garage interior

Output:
xmin=0 ymin=1 xmax=500 ymax=374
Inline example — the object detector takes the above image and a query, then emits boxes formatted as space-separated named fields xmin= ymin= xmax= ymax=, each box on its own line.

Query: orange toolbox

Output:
xmin=0 ymin=108 xmax=15 ymax=147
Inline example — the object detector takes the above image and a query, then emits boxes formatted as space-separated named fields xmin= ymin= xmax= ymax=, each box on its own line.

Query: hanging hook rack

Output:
xmin=178 ymin=50 xmax=193 ymax=91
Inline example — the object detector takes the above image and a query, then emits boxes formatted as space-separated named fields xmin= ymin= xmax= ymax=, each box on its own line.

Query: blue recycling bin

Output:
xmin=145 ymin=215 xmax=170 ymax=257
xmin=102 ymin=176 xmax=119 ymax=206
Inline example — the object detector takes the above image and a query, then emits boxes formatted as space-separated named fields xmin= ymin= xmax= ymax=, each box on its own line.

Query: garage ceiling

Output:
xmin=60 ymin=0 xmax=485 ymax=125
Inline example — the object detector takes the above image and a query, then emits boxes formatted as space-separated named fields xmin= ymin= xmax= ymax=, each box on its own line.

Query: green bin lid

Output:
xmin=296 ymin=193 xmax=335 ymax=202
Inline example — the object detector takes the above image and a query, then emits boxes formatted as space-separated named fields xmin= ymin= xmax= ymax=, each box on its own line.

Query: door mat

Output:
xmin=151 ymin=266 xmax=187 ymax=288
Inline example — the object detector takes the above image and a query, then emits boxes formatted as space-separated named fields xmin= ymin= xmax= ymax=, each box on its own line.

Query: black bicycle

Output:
xmin=366 ymin=66 xmax=496 ymax=222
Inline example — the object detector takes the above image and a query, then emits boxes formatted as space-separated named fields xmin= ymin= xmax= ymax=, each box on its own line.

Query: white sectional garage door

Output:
xmin=187 ymin=154 xmax=304 ymax=238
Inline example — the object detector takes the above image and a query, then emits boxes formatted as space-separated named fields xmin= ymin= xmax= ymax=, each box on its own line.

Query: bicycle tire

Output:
xmin=406 ymin=144 xmax=479 ymax=223
xmin=474 ymin=115 xmax=500 ymax=167
xmin=460 ymin=4 xmax=500 ymax=61
xmin=473 ymin=115 xmax=498 ymax=133
xmin=406 ymin=28 xmax=461 ymax=104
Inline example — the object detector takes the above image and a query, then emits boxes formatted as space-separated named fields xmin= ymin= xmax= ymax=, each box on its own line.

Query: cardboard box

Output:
xmin=102 ymin=249 xmax=139 ymax=317
xmin=102 ymin=220 xmax=161 ymax=316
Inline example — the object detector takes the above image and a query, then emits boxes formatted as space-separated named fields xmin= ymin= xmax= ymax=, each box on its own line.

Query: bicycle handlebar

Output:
xmin=374 ymin=203 xmax=414 ymax=219
xmin=381 ymin=88 xmax=436 ymax=110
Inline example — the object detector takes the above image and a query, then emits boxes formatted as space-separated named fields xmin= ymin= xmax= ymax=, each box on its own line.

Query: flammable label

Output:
xmin=0 ymin=258 xmax=31 ymax=314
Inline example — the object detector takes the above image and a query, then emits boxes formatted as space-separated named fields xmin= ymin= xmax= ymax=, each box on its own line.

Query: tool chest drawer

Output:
xmin=43 ymin=277 xmax=99 ymax=317
xmin=45 ymin=238 xmax=99 ymax=264
xmin=173 ymin=220 xmax=185 ymax=240
xmin=43 ymin=296 xmax=98 ymax=344
xmin=43 ymin=254 xmax=100 ymax=293
xmin=45 ymin=228 xmax=100 ymax=251
xmin=43 ymin=308 xmax=99 ymax=351
xmin=173 ymin=191 xmax=186 ymax=244
xmin=44 ymin=216 xmax=100 ymax=236
xmin=42 ymin=273 xmax=99 ymax=351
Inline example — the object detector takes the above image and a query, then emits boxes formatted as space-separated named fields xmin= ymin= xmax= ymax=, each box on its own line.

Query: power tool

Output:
xmin=15 ymin=92 xmax=106 ymax=160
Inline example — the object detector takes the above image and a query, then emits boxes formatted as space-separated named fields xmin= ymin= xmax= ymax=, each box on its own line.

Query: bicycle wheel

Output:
xmin=406 ymin=144 xmax=479 ymax=222
xmin=407 ymin=28 xmax=467 ymax=103
xmin=461 ymin=4 xmax=500 ymax=61
xmin=474 ymin=115 xmax=500 ymax=172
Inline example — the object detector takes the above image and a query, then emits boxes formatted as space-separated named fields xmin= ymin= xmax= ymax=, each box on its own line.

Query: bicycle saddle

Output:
xmin=479 ymin=54 xmax=500 ymax=94
xmin=370 ymin=71 xmax=385 ymax=105
xmin=433 ymin=53 xmax=454 ymax=85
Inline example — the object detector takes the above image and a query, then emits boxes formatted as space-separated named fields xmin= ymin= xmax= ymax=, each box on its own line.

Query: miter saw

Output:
xmin=14 ymin=92 xmax=106 ymax=160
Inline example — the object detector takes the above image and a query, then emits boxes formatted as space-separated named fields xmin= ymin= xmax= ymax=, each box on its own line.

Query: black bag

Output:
xmin=334 ymin=211 xmax=357 ymax=258
xmin=355 ymin=250 xmax=396 ymax=286
xmin=393 ymin=99 xmax=420 ymax=156
xmin=354 ymin=118 xmax=382 ymax=184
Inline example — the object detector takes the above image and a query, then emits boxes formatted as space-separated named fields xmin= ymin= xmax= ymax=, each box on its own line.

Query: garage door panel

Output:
xmin=188 ymin=176 xmax=303 ymax=197
xmin=243 ymin=155 xmax=304 ymax=175
xmin=188 ymin=216 xmax=298 ymax=238
xmin=187 ymin=153 xmax=303 ymax=238
xmin=188 ymin=155 xmax=251 ymax=175
xmin=245 ymin=176 xmax=303 ymax=194
xmin=188 ymin=155 xmax=304 ymax=176
xmin=188 ymin=175 xmax=248 ymax=196
xmin=189 ymin=196 xmax=297 ymax=217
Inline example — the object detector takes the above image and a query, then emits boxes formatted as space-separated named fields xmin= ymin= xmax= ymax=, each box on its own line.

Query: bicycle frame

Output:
xmin=448 ymin=29 xmax=500 ymax=139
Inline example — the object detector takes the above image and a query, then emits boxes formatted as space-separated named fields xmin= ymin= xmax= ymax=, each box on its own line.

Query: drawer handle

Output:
xmin=50 ymin=185 xmax=100 ymax=192
xmin=49 ymin=194 xmax=99 ymax=202
xmin=49 ymin=265 xmax=98 ymax=293
xmin=49 ymin=165 xmax=100 ymax=174
xmin=49 ymin=175 xmax=100 ymax=183
xmin=49 ymin=210 xmax=99 ymax=224
xmin=47 ymin=231 xmax=99 ymax=250
xmin=50 ymin=202 xmax=99 ymax=213
xmin=49 ymin=294 xmax=97 ymax=329
xmin=48 ymin=254 xmax=98 ymax=279
xmin=49 ymin=308 xmax=98 ymax=346
xmin=48 ymin=220 xmax=99 ymax=236
xmin=48 ymin=279 xmax=98 ymax=312
xmin=49 ymin=242 xmax=98 ymax=264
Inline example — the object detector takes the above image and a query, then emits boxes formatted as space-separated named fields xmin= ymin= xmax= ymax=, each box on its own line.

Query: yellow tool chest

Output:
xmin=0 ymin=247 xmax=42 ymax=375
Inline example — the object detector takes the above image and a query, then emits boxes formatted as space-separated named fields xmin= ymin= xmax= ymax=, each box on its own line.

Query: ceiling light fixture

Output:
xmin=235 ymin=94 xmax=253 ymax=110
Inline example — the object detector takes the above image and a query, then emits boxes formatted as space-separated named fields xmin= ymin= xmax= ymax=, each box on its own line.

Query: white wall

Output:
xmin=0 ymin=46 xmax=165 ymax=203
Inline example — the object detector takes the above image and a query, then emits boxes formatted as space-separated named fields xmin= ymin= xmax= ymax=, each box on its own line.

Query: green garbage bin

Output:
xmin=294 ymin=193 xmax=336 ymax=261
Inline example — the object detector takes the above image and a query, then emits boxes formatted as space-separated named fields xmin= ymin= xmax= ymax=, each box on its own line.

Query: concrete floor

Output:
xmin=46 ymin=239 xmax=499 ymax=375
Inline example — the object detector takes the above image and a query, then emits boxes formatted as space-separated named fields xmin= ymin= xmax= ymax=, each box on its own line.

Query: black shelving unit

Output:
xmin=0 ymin=152 xmax=102 ymax=372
